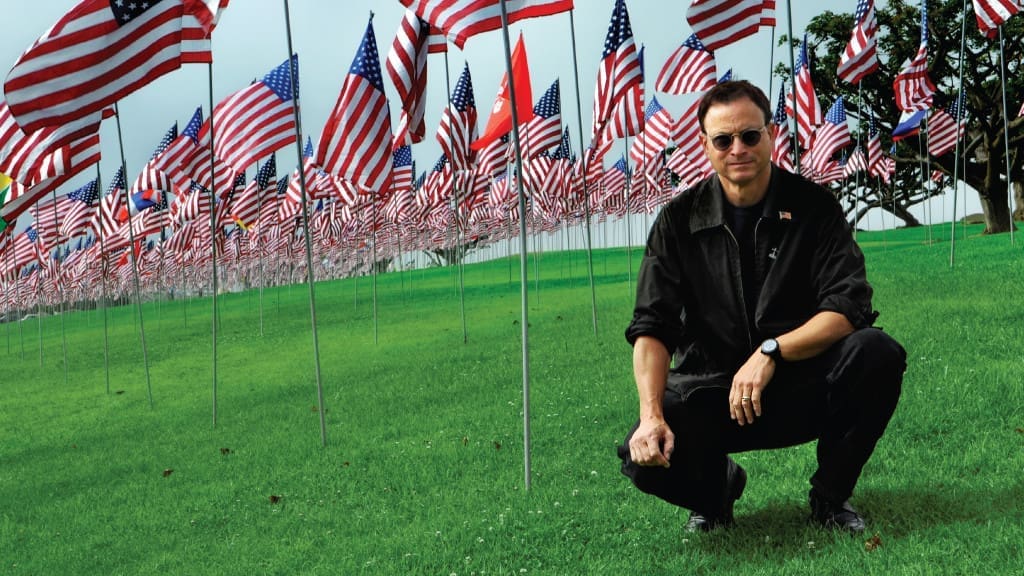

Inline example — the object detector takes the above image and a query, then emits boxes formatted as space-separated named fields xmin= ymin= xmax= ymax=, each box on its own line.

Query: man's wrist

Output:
xmin=760 ymin=337 xmax=783 ymax=361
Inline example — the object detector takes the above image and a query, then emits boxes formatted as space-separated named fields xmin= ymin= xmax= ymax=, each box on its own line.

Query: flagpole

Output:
xmin=207 ymin=62 xmax=222 ymax=428
xmin=255 ymin=165 xmax=266 ymax=336
xmin=31 ymin=208 xmax=43 ymax=368
xmin=113 ymin=102 xmax=154 ymax=408
xmin=499 ymin=0 xmax=533 ymax=491
xmin=95 ymin=167 xmax=111 ymax=393
xmin=785 ymin=0 xmax=800 ymax=173
xmin=853 ymin=83 xmax=863 ymax=241
xmin=997 ymin=25 xmax=1014 ymax=246
xmin=283 ymin=0 xmax=328 ymax=447
xmin=48 ymin=191 xmax=69 ymax=384
xmin=371 ymin=195 xmax=379 ymax=345
xmin=922 ymin=117 xmax=933 ymax=244
xmin=950 ymin=0 xmax=969 ymax=266
xmin=768 ymin=26 xmax=776 ymax=101
xmin=440 ymin=49 xmax=469 ymax=344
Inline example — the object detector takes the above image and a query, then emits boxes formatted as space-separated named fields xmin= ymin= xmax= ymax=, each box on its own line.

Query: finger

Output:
xmin=662 ymin=431 xmax=675 ymax=465
xmin=742 ymin=394 xmax=756 ymax=423
xmin=750 ymin=389 xmax=763 ymax=417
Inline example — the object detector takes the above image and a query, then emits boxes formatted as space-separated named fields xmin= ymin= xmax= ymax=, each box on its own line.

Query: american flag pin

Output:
xmin=779 ymin=211 xmax=792 ymax=220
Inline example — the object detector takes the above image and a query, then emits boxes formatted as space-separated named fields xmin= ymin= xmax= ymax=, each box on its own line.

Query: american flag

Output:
xmin=30 ymin=197 xmax=65 ymax=250
xmin=807 ymin=97 xmax=851 ymax=175
xmin=59 ymin=179 xmax=99 ymax=239
xmin=0 ymin=101 xmax=98 ymax=187
xmin=591 ymin=0 xmax=642 ymax=138
xmin=793 ymin=35 xmax=823 ymax=149
xmin=522 ymin=80 xmax=562 ymax=159
xmin=656 ymin=34 xmax=716 ymax=95
xmin=837 ymin=0 xmax=878 ymax=84
xmin=893 ymin=0 xmax=935 ymax=112
xmin=971 ymin=0 xmax=1023 ymax=39
xmin=93 ymin=167 xmax=125 ymax=240
xmin=686 ymin=0 xmax=765 ymax=52
xmin=436 ymin=63 xmax=478 ymax=172
xmin=771 ymin=84 xmax=795 ymax=173
xmin=399 ymin=0 xmax=574 ymax=49
xmin=230 ymin=156 xmax=275 ymax=231
xmin=602 ymin=156 xmax=629 ymax=198
xmin=866 ymin=111 xmax=884 ymax=177
xmin=760 ymin=0 xmax=777 ymax=27
xmin=317 ymin=17 xmax=393 ymax=195
xmin=476 ymin=134 xmax=509 ymax=177
xmin=129 ymin=123 xmax=178 ymax=204
xmin=672 ymin=98 xmax=712 ymax=176
xmin=844 ymin=146 xmax=868 ymax=178
xmin=605 ymin=45 xmax=645 ymax=140
xmin=629 ymin=97 xmax=675 ymax=167
xmin=4 ymin=0 xmax=216 ymax=136
xmin=213 ymin=55 xmax=298 ymax=174
xmin=927 ymin=92 xmax=967 ymax=157
xmin=1 ymin=133 xmax=101 ymax=226
xmin=387 ymin=10 xmax=430 ymax=145
xmin=392 ymin=145 xmax=415 ymax=194
xmin=149 ymin=107 xmax=204 ymax=195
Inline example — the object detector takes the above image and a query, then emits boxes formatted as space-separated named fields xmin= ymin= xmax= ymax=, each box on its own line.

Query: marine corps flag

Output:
xmin=471 ymin=34 xmax=533 ymax=151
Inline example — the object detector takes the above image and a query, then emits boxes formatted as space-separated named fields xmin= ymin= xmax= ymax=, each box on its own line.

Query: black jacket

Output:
xmin=625 ymin=166 xmax=877 ymax=393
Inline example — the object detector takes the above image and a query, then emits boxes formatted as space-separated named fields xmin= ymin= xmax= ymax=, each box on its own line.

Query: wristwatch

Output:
xmin=760 ymin=338 xmax=782 ymax=362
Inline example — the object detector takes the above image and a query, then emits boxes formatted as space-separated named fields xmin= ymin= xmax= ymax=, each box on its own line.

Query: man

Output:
xmin=617 ymin=80 xmax=905 ymax=534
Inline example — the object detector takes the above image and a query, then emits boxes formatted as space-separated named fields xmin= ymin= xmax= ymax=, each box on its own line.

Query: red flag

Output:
xmin=399 ymin=0 xmax=574 ymax=49
xmin=4 ymin=0 xmax=216 ymax=135
xmin=317 ymin=18 xmax=393 ymax=195
xmin=686 ymin=0 xmax=764 ymax=52
xmin=472 ymin=34 xmax=534 ymax=151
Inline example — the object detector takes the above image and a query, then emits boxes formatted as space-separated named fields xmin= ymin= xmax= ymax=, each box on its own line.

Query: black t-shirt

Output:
xmin=722 ymin=194 xmax=764 ymax=332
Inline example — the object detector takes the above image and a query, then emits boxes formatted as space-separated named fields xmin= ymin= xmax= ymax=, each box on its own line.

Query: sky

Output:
xmin=1 ymin=0 xmax=971 ymax=230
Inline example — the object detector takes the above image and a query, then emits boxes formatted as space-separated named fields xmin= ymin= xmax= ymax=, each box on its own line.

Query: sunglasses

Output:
xmin=707 ymin=127 xmax=768 ymax=151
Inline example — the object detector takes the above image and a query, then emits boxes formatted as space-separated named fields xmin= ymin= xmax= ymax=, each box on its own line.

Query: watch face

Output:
xmin=762 ymin=339 xmax=778 ymax=354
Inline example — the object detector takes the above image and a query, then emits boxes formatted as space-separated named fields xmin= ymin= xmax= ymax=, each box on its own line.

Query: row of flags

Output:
xmin=0 ymin=0 xmax=1022 ymax=290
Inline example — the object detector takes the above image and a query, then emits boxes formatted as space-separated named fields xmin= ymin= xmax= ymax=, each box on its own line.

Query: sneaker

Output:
xmin=684 ymin=459 xmax=746 ymax=533
xmin=808 ymin=489 xmax=866 ymax=534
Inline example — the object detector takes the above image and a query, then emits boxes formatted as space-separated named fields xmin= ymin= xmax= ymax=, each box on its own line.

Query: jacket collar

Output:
xmin=688 ymin=165 xmax=787 ymax=233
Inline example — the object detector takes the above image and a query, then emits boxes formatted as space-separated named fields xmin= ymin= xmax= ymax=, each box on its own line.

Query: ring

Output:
xmin=741 ymin=397 xmax=751 ymax=402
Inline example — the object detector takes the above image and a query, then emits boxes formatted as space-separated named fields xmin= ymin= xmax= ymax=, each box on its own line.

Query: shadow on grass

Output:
xmin=682 ymin=479 xmax=1024 ymax=552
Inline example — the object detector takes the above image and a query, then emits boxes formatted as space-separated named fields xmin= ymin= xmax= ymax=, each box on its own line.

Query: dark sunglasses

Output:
xmin=707 ymin=127 xmax=767 ymax=151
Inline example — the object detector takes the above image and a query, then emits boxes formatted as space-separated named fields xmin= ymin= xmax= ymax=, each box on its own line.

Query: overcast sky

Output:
xmin=2 ymin=1 xmax=922 ymax=230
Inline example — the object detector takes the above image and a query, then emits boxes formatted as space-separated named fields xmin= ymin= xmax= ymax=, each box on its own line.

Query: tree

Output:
xmin=793 ymin=0 xmax=1022 ymax=233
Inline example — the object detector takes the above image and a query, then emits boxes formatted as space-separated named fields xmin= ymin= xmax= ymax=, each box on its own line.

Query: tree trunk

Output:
xmin=1014 ymin=181 xmax=1023 ymax=222
xmin=978 ymin=187 xmax=1016 ymax=234
xmin=893 ymin=204 xmax=922 ymax=227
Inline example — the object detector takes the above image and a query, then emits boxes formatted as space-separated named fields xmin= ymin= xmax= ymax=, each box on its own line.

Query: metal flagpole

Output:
xmin=371 ymin=195 xmax=379 ymax=345
xmin=853 ymin=83 xmax=863 ymax=241
xmin=283 ymin=0 xmax=328 ymax=446
xmin=499 ymin=0 xmax=533 ymax=490
xmin=785 ymin=0 xmax=800 ymax=173
xmin=256 ymin=166 xmax=266 ymax=336
xmin=48 ymin=191 xmax=69 ymax=384
xmin=31 ymin=208 xmax=43 ymax=368
xmin=440 ymin=46 xmax=469 ymax=343
xmin=997 ymin=26 xmax=1014 ymax=246
xmin=95 ymin=166 xmax=111 ymax=393
xmin=207 ymin=63 xmax=221 ymax=427
xmin=921 ymin=117 xmax=933 ymax=244
xmin=113 ymin=102 xmax=154 ymax=408
xmin=950 ymin=0 xmax=969 ymax=266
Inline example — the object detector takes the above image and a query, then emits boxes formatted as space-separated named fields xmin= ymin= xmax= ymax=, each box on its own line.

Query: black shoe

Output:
xmin=808 ymin=489 xmax=866 ymax=534
xmin=685 ymin=459 xmax=746 ymax=533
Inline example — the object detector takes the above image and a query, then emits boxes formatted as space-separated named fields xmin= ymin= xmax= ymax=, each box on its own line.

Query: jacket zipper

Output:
xmin=722 ymin=224 xmax=753 ymax=352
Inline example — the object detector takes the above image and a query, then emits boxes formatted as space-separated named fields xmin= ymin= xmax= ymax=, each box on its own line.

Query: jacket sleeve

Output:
xmin=810 ymin=195 xmax=877 ymax=329
xmin=625 ymin=204 xmax=687 ymax=353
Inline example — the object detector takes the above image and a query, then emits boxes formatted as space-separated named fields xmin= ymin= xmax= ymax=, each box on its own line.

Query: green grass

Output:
xmin=1 ymin=224 xmax=1022 ymax=575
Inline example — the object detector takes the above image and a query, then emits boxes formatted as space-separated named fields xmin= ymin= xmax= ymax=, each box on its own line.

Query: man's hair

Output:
xmin=697 ymin=80 xmax=772 ymax=132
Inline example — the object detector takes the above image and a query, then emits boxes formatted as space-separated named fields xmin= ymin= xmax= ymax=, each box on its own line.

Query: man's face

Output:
xmin=699 ymin=97 xmax=774 ymax=190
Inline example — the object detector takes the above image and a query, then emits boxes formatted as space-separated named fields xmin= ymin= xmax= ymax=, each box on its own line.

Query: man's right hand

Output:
xmin=628 ymin=417 xmax=675 ymax=468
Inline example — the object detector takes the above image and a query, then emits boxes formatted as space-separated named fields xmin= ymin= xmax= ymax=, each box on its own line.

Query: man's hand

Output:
xmin=629 ymin=417 xmax=675 ymax=468
xmin=729 ymin=349 xmax=776 ymax=425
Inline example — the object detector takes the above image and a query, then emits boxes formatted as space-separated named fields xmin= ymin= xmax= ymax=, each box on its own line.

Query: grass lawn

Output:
xmin=1 ymin=224 xmax=1022 ymax=575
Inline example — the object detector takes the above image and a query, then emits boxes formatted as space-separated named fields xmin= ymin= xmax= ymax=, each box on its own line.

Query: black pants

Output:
xmin=618 ymin=328 xmax=906 ymax=515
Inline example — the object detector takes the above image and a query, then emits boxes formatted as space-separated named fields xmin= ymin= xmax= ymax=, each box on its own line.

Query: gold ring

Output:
xmin=741 ymin=397 xmax=751 ymax=402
